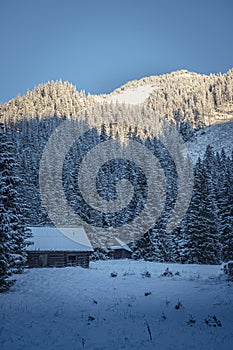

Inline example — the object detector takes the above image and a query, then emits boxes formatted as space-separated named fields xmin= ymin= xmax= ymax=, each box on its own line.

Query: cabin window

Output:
xmin=68 ymin=255 xmax=77 ymax=266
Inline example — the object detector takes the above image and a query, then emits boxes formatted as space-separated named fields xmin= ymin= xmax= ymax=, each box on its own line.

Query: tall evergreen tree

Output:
xmin=218 ymin=152 xmax=233 ymax=261
xmin=183 ymin=159 xmax=220 ymax=264
xmin=0 ymin=123 xmax=30 ymax=291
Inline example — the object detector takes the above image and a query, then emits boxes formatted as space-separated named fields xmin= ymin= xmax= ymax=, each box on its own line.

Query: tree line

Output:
xmin=1 ymin=71 xmax=232 ymax=290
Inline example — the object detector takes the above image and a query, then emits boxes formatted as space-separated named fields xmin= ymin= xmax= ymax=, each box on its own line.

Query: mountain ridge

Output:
xmin=1 ymin=68 xmax=233 ymax=126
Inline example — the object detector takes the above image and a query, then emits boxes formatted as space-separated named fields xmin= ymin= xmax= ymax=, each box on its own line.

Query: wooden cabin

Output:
xmin=109 ymin=238 xmax=132 ymax=259
xmin=26 ymin=227 xmax=93 ymax=268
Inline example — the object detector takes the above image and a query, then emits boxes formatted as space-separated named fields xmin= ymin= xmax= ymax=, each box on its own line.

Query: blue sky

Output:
xmin=0 ymin=0 xmax=233 ymax=102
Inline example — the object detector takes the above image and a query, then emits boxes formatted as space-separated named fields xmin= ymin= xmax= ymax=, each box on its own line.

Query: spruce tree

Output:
xmin=218 ymin=153 xmax=233 ymax=261
xmin=0 ymin=123 xmax=30 ymax=291
xmin=184 ymin=159 xmax=220 ymax=264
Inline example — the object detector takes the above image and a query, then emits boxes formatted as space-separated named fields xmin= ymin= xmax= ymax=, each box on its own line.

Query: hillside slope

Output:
xmin=188 ymin=120 xmax=233 ymax=162
xmin=96 ymin=69 xmax=233 ymax=127
xmin=1 ymin=69 xmax=233 ymax=128
xmin=1 ymin=69 xmax=232 ymax=162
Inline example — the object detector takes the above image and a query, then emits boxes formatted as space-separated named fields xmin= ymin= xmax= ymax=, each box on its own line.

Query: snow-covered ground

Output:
xmin=107 ymin=85 xmax=154 ymax=105
xmin=187 ymin=121 xmax=233 ymax=162
xmin=1 ymin=260 xmax=233 ymax=350
xmin=96 ymin=85 xmax=154 ymax=106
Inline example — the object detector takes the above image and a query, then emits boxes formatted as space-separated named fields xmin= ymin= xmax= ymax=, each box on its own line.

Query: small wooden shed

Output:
xmin=223 ymin=261 xmax=233 ymax=280
xmin=109 ymin=238 xmax=132 ymax=259
xmin=26 ymin=226 xmax=93 ymax=268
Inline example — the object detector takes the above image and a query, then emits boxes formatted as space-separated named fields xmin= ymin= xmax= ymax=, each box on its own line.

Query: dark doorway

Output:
xmin=68 ymin=255 xmax=77 ymax=266
xmin=38 ymin=254 xmax=48 ymax=267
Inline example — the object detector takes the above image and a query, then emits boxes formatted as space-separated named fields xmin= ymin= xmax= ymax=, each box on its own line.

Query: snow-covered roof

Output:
xmin=26 ymin=227 xmax=93 ymax=252
xmin=110 ymin=238 xmax=132 ymax=253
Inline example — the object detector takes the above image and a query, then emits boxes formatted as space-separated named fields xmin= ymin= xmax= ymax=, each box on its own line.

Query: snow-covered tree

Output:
xmin=183 ymin=159 xmax=220 ymax=264
xmin=0 ymin=123 xmax=31 ymax=291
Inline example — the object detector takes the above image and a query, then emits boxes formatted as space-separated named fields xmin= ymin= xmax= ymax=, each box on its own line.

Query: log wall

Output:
xmin=26 ymin=251 xmax=90 ymax=268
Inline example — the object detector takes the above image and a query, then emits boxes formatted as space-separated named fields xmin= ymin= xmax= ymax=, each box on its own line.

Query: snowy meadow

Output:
xmin=0 ymin=260 xmax=233 ymax=350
